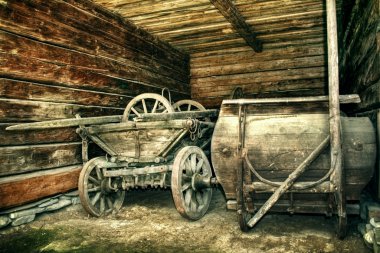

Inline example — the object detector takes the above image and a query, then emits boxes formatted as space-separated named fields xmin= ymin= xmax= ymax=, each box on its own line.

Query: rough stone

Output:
xmin=71 ymin=197 xmax=81 ymax=205
xmin=0 ymin=216 xmax=11 ymax=228
xmin=0 ymin=198 xmax=49 ymax=215
xmin=59 ymin=195 xmax=72 ymax=200
xmin=9 ymin=207 xmax=45 ymax=219
xmin=45 ymin=199 xmax=72 ymax=212
xmin=38 ymin=198 xmax=59 ymax=208
xmin=64 ymin=190 xmax=79 ymax=197
xmin=11 ymin=214 xmax=35 ymax=226
xmin=368 ymin=204 xmax=380 ymax=221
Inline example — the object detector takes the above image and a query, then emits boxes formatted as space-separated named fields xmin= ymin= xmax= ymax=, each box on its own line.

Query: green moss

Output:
xmin=0 ymin=227 xmax=217 ymax=253
xmin=0 ymin=228 xmax=57 ymax=253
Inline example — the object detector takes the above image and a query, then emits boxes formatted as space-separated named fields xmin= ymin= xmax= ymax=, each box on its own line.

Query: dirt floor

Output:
xmin=0 ymin=189 xmax=371 ymax=253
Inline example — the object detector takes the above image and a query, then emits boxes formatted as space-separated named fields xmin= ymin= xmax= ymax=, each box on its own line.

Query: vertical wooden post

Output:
xmin=326 ymin=0 xmax=346 ymax=238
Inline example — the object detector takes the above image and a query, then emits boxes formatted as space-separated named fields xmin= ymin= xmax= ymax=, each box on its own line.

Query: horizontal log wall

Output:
xmin=94 ymin=0 xmax=342 ymax=108
xmin=340 ymin=0 xmax=380 ymax=112
xmin=341 ymin=0 xmax=380 ymax=198
xmin=190 ymin=0 xmax=343 ymax=108
xmin=0 ymin=0 xmax=190 ymax=209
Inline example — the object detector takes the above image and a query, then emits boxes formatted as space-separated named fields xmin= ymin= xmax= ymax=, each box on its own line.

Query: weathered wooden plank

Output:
xmin=0 ymin=165 xmax=81 ymax=209
xmin=193 ymin=88 xmax=326 ymax=109
xmin=222 ymin=95 xmax=360 ymax=105
xmin=97 ymin=129 xmax=178 ymax=158
xmin=327 ymin=0 xmax=344 ymax=227
xmin=168 ymin=28 xmax=325 ymax=53
xmin=211 ymin=113 xmax=376 ymax=200
xmin=0 ymin=0 xmax=189 ymax=74
xmin=252 ymin=168 xmax=374 ymax=182
xmin=0 ymin=31 xmax=189 ymax=85
xmin=221 ymin=102 xmax=329 ymax=116
xmin=246 ymin=136 xmax=330 ymax=228
xmin=340 ymin=0 xmax=379 ymax=102
xmin=191 ymin=67 xmax=326 ymax=88
xmin=6 ymin=115 xmax=122 ymax=131
xmin=137 ymin=3 xmax=324 ymax=32
xmin=135 ymin=110 xmax=218 ymax=122
xmin=0 ymin=123 xmax=79 ymax=146
xmin=209 ymin=0 xmax=262 ymax=52
xmin=191 ymin=37 xmax=325 ymax=57
xmin=191 ymin=44 xmax=325 ymax=68
xmin=0 ymin=98 xmax=123 ymax=122
xmin=0 ymin=143 xmax=82 ymax=176
xmin=0 ymin=78 xmax=131 ymax=108
xmin=191 ymin=55 xmax=325 ymax=78
xmin=0 ymin=52 xmax=189 ymax=96
xmin=66 ymin=0 xmax=187 ymax=59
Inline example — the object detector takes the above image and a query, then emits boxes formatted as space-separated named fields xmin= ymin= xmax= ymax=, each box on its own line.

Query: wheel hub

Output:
xmin=191 ymin=173 xmax=211 ymax=191
xmin=100 ymin=179 xmax=111 ymax=193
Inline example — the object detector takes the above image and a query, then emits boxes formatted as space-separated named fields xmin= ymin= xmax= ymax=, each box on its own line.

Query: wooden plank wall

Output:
xmin=0 ymin=0 xmax=190 ymax=209
xmin=190 ymin=0 xmax=343 ymax=108
xmin=340 ymin=0 xmax=380 ymax=112
xmin=340 ymin=0 xmax=380 ymax=198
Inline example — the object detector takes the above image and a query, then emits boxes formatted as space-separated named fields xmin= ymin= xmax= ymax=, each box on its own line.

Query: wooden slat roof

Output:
xmin=92 ymin=0 xmax=344 ymax=54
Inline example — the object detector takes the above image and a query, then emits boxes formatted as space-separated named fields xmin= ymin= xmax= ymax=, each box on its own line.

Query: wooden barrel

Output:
xmin=211 ymin=105 xmax=376 ymax=202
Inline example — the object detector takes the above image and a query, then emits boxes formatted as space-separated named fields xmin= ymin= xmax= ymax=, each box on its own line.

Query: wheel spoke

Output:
xmin=106 ymin=196 xmax=113 ymax=211
xmin=185 ymin=189 xmax=192 ymax=207
xmin=190 ymin=192 xmax=197 ymax=212
xmin=89 ymin=176 xmax=100 ymax=185
xmin=131 ymin=107 xmax=141 ymax=117
xmin=190 ymin=154 xmax=196 ymax=173
xmin=100 ymin=196 xmax=105 ymax=213
xmin=141 ymin=99 xmax=147 ymax=114
xmin=196 ymin=158 xmax=204 ymax=173
xmin=151 ymin=100 xmax=159 ymax=113
xmin=184 ymin=159 xmax=192 ymax=176
xmin=187 ymin=104 xmax=191 ymax=111
xmin=195 ymin=191 xmax=204 ymax=206
xmin=177 ymin=106 xmax=182 ymax=112
xmin=88 ymin=186 xmax=101 ymax=193
xmin=95 ymin=167 xmax=103 ymax=180
xmin=91 ymin=192 xmax=101 ymax=206
xmin=181 ymin=182 xmax=191 ymax=192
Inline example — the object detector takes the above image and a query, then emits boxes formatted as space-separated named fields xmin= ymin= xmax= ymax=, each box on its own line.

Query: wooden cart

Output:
xmin=211 ymin=95 xmax=376 ymax=238
xmin=8 ymin=93 xmax=218 ymax=221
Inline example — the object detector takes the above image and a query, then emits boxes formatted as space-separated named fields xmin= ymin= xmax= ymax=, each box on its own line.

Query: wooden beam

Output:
xmin=0 ymin=165 xmax=81 ymax=209
xmin=6 ymin=115 xmax=122 ymax=131
xmin=222 ymin=94 xmax=361 ymax=105
xmin=327 ymin=0 xmax=346 ymax=238
xmin=0 ymin=143 xmax=82 ymax=176
xmin=209 ymin=0 xmax=262 ymax=52
xmin=246 ymin=136 xmax=330 ymax=228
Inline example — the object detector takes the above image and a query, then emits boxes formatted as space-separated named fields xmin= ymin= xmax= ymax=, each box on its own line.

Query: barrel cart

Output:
xmin=211 ymin=94 xmax=377 ymax=238
xmin=7 ymin=93 xmax=218 ymax=221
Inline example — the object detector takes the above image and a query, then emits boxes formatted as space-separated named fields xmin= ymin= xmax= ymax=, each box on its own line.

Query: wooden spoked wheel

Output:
xmin=122 ymin=93 xmax=174 ymax=122
xmin=171 ymin=146 xmax=212 ymax=220
xmin=172 ymin=99 xmax=206 ymax=112
xmin=78 ymin=157 xmax=125 ymax=217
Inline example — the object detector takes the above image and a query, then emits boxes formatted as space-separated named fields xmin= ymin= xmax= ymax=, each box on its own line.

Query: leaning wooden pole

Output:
xmin=247 ymin=136 xmax=330 ymax=228
xmin=326 ymin=0 xmax=346 ymax=238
